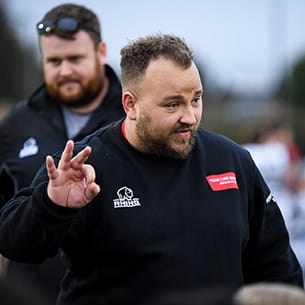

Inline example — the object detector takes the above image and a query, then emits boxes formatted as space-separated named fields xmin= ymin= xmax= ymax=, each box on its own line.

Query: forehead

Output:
xmin=40 ymin=30 xmax=95 ymax=57
xmin=142 ymin=58 xmax=202 ymax=94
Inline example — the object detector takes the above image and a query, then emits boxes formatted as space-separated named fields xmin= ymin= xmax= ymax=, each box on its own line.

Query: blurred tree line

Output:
xmin=0 ymin=2 xmax=41 ymax=113
xmin=1 ymin=1 xmax=305 ymax=153
xmin=276 ymin=54 xmax=305 ymax=153
xmin=196 ymin=51 xmax=305 ymax=153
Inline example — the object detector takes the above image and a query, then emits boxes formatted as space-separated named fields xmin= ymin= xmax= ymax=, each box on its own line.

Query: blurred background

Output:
xmin=1 ymin=0 xmax=305 ymax=150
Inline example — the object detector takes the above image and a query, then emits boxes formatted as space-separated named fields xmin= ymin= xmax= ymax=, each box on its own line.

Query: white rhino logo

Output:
xmin=117 ymin=186 xmax=133 ymax=200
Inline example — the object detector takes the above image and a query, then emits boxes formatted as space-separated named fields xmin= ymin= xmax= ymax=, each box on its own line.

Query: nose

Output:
xmin=59 ymin=61 xmax=73 ymax=77
xmin=179 ymin=106 xmax=198 ymax=125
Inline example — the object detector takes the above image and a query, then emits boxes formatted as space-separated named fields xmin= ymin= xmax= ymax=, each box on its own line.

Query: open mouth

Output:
xmin=60 ymin=81 xmax=79 ymax=86
xmin=175 ymin=129 xmax=191 ymax=139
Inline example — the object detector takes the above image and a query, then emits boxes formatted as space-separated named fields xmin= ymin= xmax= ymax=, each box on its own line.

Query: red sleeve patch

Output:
xmin=206 ymin=172 xmax=239 ymax=191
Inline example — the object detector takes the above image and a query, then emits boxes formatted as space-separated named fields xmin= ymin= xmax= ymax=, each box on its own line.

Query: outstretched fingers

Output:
xmin=56 ymin=140 xmax=92 ymax=172
xmin=45 ymin=140 xmax=99 ymax=208
xmin=58 ymin=140 xmax=75 ymax=170
xmin=46 ymin=155 xmax=58 ymax=181
xmin=46 ymin=140 xmax=92 ymax=182
xmin=71 ymin=146 xmax=92 ymax=170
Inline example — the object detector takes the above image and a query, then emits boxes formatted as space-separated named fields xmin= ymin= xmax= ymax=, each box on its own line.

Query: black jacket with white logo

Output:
xmin=0 ymin=120 xmax=303 ymax=305
xmin=0 ymin=65 xmax=124 ymax=198
xmin=0 ymin=65 xmax=124 ymax=299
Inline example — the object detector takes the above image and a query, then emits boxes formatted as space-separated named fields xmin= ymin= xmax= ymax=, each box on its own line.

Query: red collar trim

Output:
xmin=121 ymin=119 xmax=127 ymax=140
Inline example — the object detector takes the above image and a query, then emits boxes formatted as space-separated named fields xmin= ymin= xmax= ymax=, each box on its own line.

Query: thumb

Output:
xmin=85 ymin=183 xmax=101 ymax=203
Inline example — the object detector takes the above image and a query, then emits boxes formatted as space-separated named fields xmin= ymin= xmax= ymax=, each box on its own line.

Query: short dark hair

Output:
xmin=38 ymin=3 xmax=101 ymax=47
xmin=120 ymin=33 xmax=194 ymax=92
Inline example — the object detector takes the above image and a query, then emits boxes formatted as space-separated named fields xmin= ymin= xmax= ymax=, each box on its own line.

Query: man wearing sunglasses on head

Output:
xmin=0 ymin=2 xmax=124 ymax=302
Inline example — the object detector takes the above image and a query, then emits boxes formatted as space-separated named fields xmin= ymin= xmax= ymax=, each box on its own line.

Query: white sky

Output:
xmin=3 ymin=0 xmax=305 ymax=95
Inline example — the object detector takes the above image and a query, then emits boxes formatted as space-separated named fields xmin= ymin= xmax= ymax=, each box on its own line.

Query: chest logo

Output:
xmin=266 ymin=193 xmax=276 ymax=204
xmin=19 ymin=137 xmax=39 ymax=158
xmin=206 ymin=172 xmax=239 ymax=191
xmin=113 ymin=186 xmax=141 ymax=208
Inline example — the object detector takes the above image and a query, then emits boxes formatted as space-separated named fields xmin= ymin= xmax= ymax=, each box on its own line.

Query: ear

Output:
xmin=97 ymin=41 xmax=107 ymax=65
xmin=122 ymin=91 xmax=137 ymax=120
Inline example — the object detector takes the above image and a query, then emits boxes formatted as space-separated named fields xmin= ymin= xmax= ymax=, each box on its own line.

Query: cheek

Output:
xmin=194 ymin=107 xmax=201 ymax=117
xmin=151 ymin=115 xmax=175 ymax=133
xmin=82 ymin=62 xmax=100 ymax=80
xmin=195 ymin=107 xmax=202 ymax=123
xmin=43 ymin=65 xmax=57 ymax=81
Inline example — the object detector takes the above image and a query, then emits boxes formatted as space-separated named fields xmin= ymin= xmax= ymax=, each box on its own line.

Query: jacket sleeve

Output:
xmin=242 ymin=163 xmax=304 ymax=287
xmin=0 ymin=163 xmax=84 ymax=264
xmin=0 ymin=164 xmax=17 ymax=209
xmin=0 ymin=114 xmax=18 ymax=208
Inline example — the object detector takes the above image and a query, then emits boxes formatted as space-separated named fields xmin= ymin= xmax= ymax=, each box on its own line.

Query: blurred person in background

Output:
xmin=233 ymin=282 xmax=305 ymax=305
xmin=0 ymin=2 xmax=124 ymax=301
xmin=242 ymin=120 xmax=305 ymax=279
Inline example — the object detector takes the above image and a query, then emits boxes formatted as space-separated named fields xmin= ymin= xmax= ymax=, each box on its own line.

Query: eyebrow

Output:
xmin=164 ymin=95 xmax=184 ymax=102
xmin=194 ymin=89 xmax=203 ymax=96
xmin=164 ymin=89 xmax=203 ymax=102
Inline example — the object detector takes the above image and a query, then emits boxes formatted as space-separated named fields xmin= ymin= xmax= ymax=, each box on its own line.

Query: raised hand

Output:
xmin=46 ymin=140 xmax=100 ymax=208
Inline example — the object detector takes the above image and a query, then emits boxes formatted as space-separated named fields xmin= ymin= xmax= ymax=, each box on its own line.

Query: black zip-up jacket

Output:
xmin=0 ymin=65 xmax=124 ymax=198
xmin=0 ymin=121 xmax=303 ymax=305
xmin=0 ymin=65 xmax=124 ymax=299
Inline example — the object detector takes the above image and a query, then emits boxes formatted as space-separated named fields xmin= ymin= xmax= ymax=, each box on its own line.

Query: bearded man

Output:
xmin=0 ymin=3 xmax=124 ymax=301
xmin=0 ymin=34 xmax=303 ymax=305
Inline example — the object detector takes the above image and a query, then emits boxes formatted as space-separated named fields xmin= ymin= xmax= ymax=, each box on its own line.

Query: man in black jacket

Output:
xmin=0 ymin=3 xmax=124 ymax=301
xmin=0 ymin=33 xmax=303 ymax=305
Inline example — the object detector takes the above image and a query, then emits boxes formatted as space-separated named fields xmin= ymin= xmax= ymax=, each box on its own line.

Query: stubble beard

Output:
xmin=136 ymin=112 xmax=197 ymax=159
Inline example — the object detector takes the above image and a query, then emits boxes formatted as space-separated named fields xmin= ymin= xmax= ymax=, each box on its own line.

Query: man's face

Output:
xmin=131 ymin=58 xmax=203 ymax=159
xmin=40 ymin=30 xmax=105 ymax=108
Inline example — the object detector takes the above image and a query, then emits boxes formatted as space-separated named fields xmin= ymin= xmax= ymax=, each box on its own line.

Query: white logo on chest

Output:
xmin=113 ymin=186 xmax=141 ymax=208
xmin=19 ymin=137 xmax=39 ymax=158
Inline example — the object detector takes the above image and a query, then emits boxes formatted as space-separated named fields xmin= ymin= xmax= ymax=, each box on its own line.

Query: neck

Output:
xmin=70 ymin=77 xmax=109 ymax=114
xmin=124 ymin=118 xmax=144 ymax=152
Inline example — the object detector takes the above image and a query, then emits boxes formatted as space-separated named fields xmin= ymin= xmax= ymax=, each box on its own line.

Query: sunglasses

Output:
xmin=36 ymin=17 xmax=81 ymax=35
